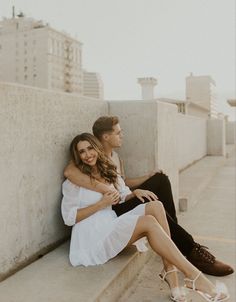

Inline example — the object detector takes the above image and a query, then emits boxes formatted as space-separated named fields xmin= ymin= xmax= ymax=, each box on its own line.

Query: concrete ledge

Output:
xmin=0 ymin=236 xmax=69 ymax=282
xmin=0 ymin=242 xmax=152 ymax=302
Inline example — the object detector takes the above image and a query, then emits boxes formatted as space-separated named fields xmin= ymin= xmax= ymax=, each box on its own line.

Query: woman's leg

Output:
xmin=145 ymin=200 xmax=171 ymax=236
xmin=145 ymin=200 xmax=180 ymax=289
xmin=127 ymin=215 xmax=219 ymax=297
xmin=138 ymin=172 xmax=178 ymax=222
xmin=113 ymin=193 xmax=196 ymax=258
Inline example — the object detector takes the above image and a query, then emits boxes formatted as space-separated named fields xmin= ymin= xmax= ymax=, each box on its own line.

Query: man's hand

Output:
xmin=133 ymin=189 xmax=158 ymax=203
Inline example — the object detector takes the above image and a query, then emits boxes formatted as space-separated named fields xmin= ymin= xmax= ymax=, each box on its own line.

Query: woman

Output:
xmin=61 ymin=133 xmax=229 ymax=302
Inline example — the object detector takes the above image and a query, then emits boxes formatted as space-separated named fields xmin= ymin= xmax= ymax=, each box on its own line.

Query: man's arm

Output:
xmin=124 ymin=175 xmax=151 ymax=189
xmin=64 ymin=162 xmax=111 ymax=194
xmin=124 ymin=169 xmax=163 ymax=189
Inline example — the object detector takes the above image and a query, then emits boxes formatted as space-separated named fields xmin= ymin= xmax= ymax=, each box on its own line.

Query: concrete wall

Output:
xmin=207 ymin=118 xmax=226 ymax=156
xmin=108 ymin=100 xmax=179 ymax=208
xmin=1 ymin=82 xmax=225 ymax=279
xmin=226 ymin=121 xmax=236 ymax=144
xmin=177 ymin=114 xmax=207 ymax=170
xmin=0 ymin=82 xmax=108 ymax=279
xmin=186 ymin=103 xmax=209 ymax=119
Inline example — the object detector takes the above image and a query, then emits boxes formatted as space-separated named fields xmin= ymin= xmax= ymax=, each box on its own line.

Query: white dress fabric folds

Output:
xmin=61 ymin=177 xmax=146 ymax=267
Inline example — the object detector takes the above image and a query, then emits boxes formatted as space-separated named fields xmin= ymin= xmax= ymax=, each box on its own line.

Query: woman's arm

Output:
xmin=64 ymin=161 xmax=112 ymax=194
xmin=75 ymin=191 xmax=118 ymax=223
xmin=61 ymin=180 xmax=119 ymax=226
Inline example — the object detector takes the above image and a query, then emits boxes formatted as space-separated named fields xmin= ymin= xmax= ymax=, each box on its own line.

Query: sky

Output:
xmin=0 ymin=0 xmax=235 ymax=119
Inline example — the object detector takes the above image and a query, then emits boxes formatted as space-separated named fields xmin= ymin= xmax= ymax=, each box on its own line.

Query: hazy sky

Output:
xmin=0 ymin=0 xmax=235 ymax=119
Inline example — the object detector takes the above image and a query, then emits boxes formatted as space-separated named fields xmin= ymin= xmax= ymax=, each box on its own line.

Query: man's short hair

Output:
xmin=92 ymin=116 xmax=119 ymax=139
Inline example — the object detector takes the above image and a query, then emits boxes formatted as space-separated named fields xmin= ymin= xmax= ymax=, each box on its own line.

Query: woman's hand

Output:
xmin=133 ymin=189 xmax=158 ymax=203
xmin=100 ymin=190 xmax=120 ymax=208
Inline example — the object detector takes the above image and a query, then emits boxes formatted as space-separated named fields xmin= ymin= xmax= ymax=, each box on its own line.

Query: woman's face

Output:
xmin=77 ymin=140 xmax=98 ymax=167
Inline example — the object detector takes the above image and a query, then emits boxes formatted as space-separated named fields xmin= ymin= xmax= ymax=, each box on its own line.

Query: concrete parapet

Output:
xmin=177 ymin=114 xmax=207 ymax=170
xmin=226 ymin=121 xmax=236 ymax=144
xmin=207 ymin=118 xmax=226 ymax=156
xmin=0 ymin=82 xmax=108 ymax=279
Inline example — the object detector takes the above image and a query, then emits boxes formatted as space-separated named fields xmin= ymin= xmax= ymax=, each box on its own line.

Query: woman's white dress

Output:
xmin=61 ymin=177 xmax=146 ymax=267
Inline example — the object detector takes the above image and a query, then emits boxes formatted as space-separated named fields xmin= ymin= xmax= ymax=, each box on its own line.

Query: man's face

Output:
xmin=104 ymin=123 xmax=123 ymax=148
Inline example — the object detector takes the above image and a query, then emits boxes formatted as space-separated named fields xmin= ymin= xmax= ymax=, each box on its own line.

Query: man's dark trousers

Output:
xmin=113 ymin=172 xmax=195 ymax=257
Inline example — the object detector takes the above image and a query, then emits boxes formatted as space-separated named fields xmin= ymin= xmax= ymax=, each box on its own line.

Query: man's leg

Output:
xmin=113 ymin=197 xmax=234 ymax=276
xmin=137 ymin=172 xmax=178 ymax=223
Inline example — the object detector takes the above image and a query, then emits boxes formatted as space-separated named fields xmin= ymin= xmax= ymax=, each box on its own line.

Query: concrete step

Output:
xmin=0 ymin=242 xmax=152 ymax=302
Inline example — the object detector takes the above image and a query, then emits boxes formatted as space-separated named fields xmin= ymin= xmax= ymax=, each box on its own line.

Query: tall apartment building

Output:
xmin=83 ymin=70 xmax=104 ymax=99
xmin=186 ymin=73 xmax=218 ymax=118
xmin=0 ymin=13 xmax=83 ymax=93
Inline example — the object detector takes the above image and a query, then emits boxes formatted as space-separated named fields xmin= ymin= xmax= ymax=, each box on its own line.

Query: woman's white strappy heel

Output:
xmin=184 ymin=271 xmax=229 ymax=302
xmin=159 ymin=268 xmax=187 ymax=302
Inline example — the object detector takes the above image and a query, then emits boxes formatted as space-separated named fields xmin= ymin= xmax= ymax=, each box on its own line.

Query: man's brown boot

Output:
xmin=187 ymin=243 xmax=234 ymax=276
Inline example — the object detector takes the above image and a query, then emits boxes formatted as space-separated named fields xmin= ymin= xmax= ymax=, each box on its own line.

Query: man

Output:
xmin=64 ymin=115 xmax=234 ymax=276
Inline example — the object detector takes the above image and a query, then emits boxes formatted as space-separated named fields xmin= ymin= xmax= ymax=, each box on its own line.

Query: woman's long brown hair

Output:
xmin=69 ymin=133 xmax=118 ymax=186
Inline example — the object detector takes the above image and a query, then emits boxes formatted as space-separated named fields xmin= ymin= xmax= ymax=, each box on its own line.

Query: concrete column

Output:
xmin=226 ymin=121 xmax=236 ymax=144
xmin=137 ymin=77 xmax=157 ymax=100
xmin=207 ymin=118 xmax=226 ymax=156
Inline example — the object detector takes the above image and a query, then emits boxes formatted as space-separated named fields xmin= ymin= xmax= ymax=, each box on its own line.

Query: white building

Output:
xmin=0 ymin=13 xmax=83 ymax=93
xmin=83 ymin=71 xmax=104 ymax=99
xmin=186 ymin=73 xmax=218 ymax=118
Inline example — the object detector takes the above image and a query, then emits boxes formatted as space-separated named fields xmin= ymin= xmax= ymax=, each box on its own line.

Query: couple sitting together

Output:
xmin=61 ymin=116 xmax=233 ymax=302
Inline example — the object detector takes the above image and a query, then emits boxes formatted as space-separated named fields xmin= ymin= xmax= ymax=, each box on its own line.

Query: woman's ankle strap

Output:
xmin=184 ymin=271 xmax=201 ymax=291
